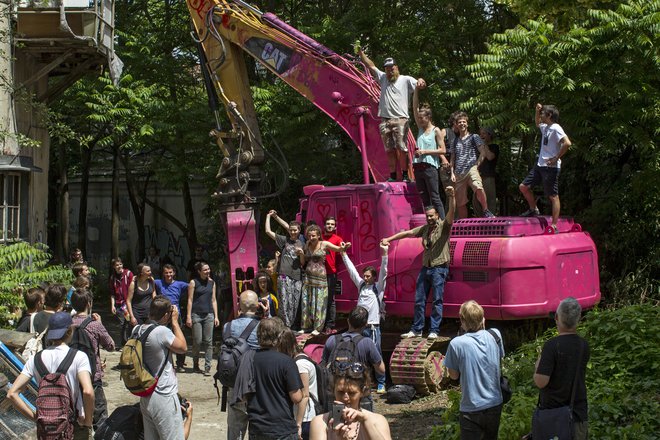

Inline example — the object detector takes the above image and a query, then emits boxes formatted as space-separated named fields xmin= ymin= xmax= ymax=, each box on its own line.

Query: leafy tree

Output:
xmin=453 ymin=0 xmax=660 ymax=302
xmin=0 ymin=242 xmax=73 ymax=328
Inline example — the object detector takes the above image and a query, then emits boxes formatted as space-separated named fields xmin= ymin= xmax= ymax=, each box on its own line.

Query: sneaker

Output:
xmin=387 ymin=177 xmax=397 ymax=182
xmin=204 ymin=368 xmax=212 ymax=377
xmin=376 ymin=384 xmax=386 ymax=394
xmin=401 ymin=330 xmax=422 ymax=339
xmin=176 ymin=365 xmax=186 ymax=374
xmin=551 ymin=224 xmax=558 ymax=234
xmin=193 ymin=365 xmax=202 ymax=374
xmin=521 ymin=207 xmax=540 ymax=217
xmin=427 ymin=332 xmax=439 ymax=340
xmin=297 ymin=329 xmax=306 ymax=334
xmin=311 ymin=330 xmax=320 ymax=336
xmin=483 ymin=209 xmax=496 ymax=218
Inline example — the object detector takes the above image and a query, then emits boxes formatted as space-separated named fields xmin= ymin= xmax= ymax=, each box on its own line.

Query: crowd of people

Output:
xmin=5 ymin=50 xmax=579 ymax=440
xmin=360 ymin=52 xmax=572 ymax=232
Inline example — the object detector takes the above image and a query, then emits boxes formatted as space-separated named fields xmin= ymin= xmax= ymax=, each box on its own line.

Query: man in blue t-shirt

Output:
xmin=155 ymin=264 xmax=189 ymax=373
xmin=444 ymin=300 xmax=504 ymax=439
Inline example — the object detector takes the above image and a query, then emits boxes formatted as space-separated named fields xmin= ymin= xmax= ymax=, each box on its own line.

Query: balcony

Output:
xmin=14 ymin=0 xmax=120 ymax=102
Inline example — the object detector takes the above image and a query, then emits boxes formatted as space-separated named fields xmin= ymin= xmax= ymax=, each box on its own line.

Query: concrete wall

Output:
xmin=67 ymin=176 xmax=212 ymax=280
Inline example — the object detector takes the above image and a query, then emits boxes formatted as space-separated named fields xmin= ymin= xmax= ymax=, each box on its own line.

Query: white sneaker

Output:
xmin=311 ymin=330 xmax=320 ymax=336
xmin=427 ymin=332 xmax=439 ymax=339
xmin=401 ymin=331 xmax=422 ymax=339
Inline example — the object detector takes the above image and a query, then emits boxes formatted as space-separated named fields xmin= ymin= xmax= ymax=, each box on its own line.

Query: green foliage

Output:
xmin=429 ymin=305 xmax=660 ymax=439
xmin=0 ymin=242 xmax=73 ymax=328
xmin=456 ymin=0 xmax=660 ymax=302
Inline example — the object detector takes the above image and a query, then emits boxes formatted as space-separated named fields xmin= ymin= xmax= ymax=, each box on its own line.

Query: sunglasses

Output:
xmin=332 ymin=361 xmax=366 ymax=378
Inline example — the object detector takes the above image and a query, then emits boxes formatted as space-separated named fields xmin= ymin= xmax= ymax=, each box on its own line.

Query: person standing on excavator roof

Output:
xmin=359 ymin=49 xmax=426 ymax=182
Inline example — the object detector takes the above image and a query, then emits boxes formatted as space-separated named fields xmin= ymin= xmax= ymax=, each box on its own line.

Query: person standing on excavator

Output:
xmin=381 ymin=186 xmax=456 ymax=340
xmin=359 ymin=50 xmax=426 ymax=182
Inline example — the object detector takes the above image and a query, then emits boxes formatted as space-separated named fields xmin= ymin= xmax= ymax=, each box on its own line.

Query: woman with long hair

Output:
xmin=185 ymin=261 xmax=219 ymax=375
xmin=126 ymin=263 xmax=156 ymax=326
xmin=310 ymin=361 xmax=391 ymax=440
xmin=300 ymin=224 xmax=346 ymax=335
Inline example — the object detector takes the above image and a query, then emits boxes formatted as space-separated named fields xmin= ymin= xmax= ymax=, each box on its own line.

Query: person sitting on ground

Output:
xmin=16 ymin=287 xmax=45 ymax=333
xmin=321 ymin=306 xmax=386 ymax=411
xmin=310 ymin=361 xmax=392 ymax=440
xmin=339 ymin=243 xmax=389 ymax=394
xmin=8 ymin=312 xmax=95 ymax=439
xmin=246 ymin=317 xmax=303 ymax=440
xmin=71 ymin=289 xmax=115 ymax=430
xmin=32 ymin=283 xmax=68 ymax=334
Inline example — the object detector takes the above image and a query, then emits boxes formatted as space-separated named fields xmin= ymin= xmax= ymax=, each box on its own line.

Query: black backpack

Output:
xmin=326 ymin=333 xmax=365 ymax=369
xmin=295 ymin=353 xmax=331 ymax=414
xmin=70 ymin=317 xmax=97 ymax=380
xmin=214 ymin=319 xmax=259 ymax=388
xmin=359 ymin=282 xmax=386 ymax=324
xmin=94 ymin=403 xmax=143 ymax=440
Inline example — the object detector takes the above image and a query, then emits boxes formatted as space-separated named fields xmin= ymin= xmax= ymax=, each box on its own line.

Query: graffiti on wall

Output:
xmin=144 ymin=226 xmax=191 ymax=280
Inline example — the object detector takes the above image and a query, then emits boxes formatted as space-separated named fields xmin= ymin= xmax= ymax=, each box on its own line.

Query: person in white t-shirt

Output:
xmin=8 ymin=312 xmax=95 ymax=440
xmin=359 ymin=49 xmax=426 ymax=182
xmin=519 ymin=103 xmax=572 ymax=232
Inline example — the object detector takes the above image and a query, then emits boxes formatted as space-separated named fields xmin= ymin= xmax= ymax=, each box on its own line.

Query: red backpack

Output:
xmin=34 ymin=348 xmax=78 ymax=439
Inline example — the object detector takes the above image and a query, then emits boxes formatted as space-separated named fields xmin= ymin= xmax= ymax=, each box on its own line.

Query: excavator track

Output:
xmin=389 ymin=336 xmax=451 ymax=395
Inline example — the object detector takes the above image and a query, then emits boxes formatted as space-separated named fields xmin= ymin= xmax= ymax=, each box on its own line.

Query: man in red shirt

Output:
xmin=108 ymin=258 xmax=134 ymax=345
xmin=323 ymin=217 xmax=343 ymax=333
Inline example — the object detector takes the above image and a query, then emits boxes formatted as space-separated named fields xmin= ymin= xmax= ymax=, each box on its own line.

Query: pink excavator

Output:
xmin=185 ymin=0 xmax=600 ymax=392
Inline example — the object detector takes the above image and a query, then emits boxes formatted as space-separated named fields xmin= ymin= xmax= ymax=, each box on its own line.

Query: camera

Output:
xmin=256 ymin=298 xmax=268 ymax=317
xmin=180 ymin=397 xmax=190 ymax=419
xmin=331 ymin=403 xmax=345 ymax=424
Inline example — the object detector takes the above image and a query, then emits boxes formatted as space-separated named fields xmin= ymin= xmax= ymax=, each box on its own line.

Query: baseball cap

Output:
xmin=47 ymin=312 xmax=73 ymax=340
xmin=383 ymin=57 xmax=396 ymax=67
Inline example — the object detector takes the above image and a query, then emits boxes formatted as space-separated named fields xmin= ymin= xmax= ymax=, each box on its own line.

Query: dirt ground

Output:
xmin=102 ymin=348 xmax=449 ymax=440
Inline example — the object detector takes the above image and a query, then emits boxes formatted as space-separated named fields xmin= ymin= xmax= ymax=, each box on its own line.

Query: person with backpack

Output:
xmin=15 ymin=287 xmax=45 ymax=332
xmin=321 ymin=306 xmax=385 ymax=411
xmin=339 ymin=242 xmax=389 ymax=394
xmin=443 ymin=301 xmax=505 ymax=440
xmin=221 ymin=290 xmax=261 ymax=440
xmin=31 ymin=283 xmax=68 ymax=334
xmin=134 ymin=295 xmax=187 ymax=440
xmin=71 ymin=289 xmax=115 ymax=430
xmin=277 ymin=329 xmax=320 ymax=440
xmin=8 ymin=312 xmax=95 ymax=439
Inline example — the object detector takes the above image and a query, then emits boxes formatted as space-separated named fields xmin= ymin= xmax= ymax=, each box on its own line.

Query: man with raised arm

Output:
xmin=359 ymin=49 xmax=426 ymax=182
xmin=381 ymin=186 xmax=456 ymax=339
xmin=519 ymin=103 xmax=572 ymax=233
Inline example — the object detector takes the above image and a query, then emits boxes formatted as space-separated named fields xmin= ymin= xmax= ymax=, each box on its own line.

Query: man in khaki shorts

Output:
xmin=449 ymin=112 xmax=495 ymax=219
xmin=359 ymin=50 xmax=425 ymax=182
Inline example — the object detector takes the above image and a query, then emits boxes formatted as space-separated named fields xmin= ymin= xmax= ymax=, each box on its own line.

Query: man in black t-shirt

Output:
xmin=534 ymin=297 xmax=590 ymax=440
xmin=248 ymin=318 xmax=302 ymax=440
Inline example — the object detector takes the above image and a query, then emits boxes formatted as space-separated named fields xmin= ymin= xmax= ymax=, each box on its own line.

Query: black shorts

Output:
xmin=521 ymin=165 xmax=559 ymax=196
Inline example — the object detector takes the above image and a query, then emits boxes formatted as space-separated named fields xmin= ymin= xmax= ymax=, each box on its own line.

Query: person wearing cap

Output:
xmin=359 ymin=49 xmax=426 ymax=182
xmin=8 ymin=311 xmax=95 ymax=439
xmin=472 ymin=127 xmax=500 ymax=216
